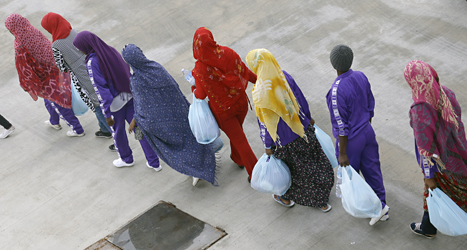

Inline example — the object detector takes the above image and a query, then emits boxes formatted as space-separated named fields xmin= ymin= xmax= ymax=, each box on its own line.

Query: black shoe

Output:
xmin=109 ymin=144 xmax=116 ymax=151
xmin=95 ymin=130 xmax=112 ymax=138
xmin=248 ymin=176 xmax=251 ymax=183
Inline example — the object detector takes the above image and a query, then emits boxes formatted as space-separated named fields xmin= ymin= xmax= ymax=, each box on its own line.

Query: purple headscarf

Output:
xmin=73 ymin=31 xmax=131 ymax=93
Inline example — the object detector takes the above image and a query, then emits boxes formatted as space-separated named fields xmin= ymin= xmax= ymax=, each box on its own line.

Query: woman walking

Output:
xmin=404 ymin=60 xmax=467 ymax=238
xmin=73 ymin=31 xmax=159 ymax=169
xmin=41 ymin=12 xmax=113 ymax=141
xmin=5 ymin=13 xmax=84 ymax=137
xmin=246 ymin=48 xmax=334 ymax=211
xmin=191 ymin=27 xmax=258 ymax=180
xmin=122 ymin=44 xmax=219 ymax=185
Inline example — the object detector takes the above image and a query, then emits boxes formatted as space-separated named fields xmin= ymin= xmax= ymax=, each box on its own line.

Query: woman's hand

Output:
xmin=129 ymin=118 xmax=136 ymax=134
xmin=310 ymin=118 xmax=315 ymax=126
xmin=338 ymin=152 xmax=350 ymax=167
xmin=106 ymin=117 xmax=115 ymax=127
xmin=424 ymin=178 xmax=437 ymax=190
xmin=265 ymin=148 xmax=273 ymax=156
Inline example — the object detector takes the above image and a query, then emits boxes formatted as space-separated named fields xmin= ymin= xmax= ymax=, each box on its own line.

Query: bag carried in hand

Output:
xmin=427 ymin=188 xmax=467 ymax=236
xmin=340 ymin=165 xmax=382 ymax=218
xmin=188 ymin=93 xmax=220 ymax=144
xmin=314 ymin=125 xmax=338 ymax=168
xmin=251 ymin=153 xmax=292 ymax=195
xmin=70 ymin=74 xmax=89 ymax=116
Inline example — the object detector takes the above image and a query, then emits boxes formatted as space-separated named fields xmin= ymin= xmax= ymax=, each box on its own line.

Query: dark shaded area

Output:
xmin=105 ymin=201 xmax=226 ymax=250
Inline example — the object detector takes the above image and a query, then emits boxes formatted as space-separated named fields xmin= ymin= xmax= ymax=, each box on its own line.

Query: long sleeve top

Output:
xmin=258 ymin=70 xmax=311 ymax=148
xmin=326 ymin=69 xmax=375 ymax=140
xmin=415 ymin=140 xmax=439 ymax=179
xmin=86 ymin=53 xmax=119 ymax=118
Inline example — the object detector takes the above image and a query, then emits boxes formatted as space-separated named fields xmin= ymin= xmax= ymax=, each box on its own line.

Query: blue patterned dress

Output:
xmin=121 ymin=44 xmax=218 ymax=185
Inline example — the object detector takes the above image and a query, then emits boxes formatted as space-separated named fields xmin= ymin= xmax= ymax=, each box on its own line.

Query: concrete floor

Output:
xmin=1 ymin=0 xmax=467 ymax=249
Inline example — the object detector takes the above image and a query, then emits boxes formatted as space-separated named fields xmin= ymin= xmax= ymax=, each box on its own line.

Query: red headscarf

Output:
xmin=5 ymin=13 xmax=71 ymax=108
xmin=192 ymin=27 xmax=253 ymax=112
xmin=41 ymin=12 xmax=72 ymax=42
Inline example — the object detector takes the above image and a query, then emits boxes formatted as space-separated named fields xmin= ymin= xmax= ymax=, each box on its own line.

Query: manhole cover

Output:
xmin=86 ymin=201 xmax=226 ymax=250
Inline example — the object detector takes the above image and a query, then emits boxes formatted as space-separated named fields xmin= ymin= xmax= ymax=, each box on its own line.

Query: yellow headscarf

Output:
xmin=246 ymin=49 xmax=305 ymax=143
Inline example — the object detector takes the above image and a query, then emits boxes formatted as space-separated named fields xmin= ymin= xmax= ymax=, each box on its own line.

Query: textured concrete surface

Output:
xmin=1 ymin=0 xmax=467 ymax=249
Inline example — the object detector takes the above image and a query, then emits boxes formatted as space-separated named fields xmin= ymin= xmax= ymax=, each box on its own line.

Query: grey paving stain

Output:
xmin=87 ymin=201 xmax=226 ymax=250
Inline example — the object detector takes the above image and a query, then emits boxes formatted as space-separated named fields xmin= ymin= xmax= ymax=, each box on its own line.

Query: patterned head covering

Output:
xmin=73 ymin=31 xmax=131 ymax=93
xmin=5 ymin=13 xmax=55 ymax=64
xmin=404 ymin=60 xmax=458 ymax=129
xmin=192 ymin=27 xmax=252 ymax=111
xmin=5 ymin=13 xmax=71 ymax=108
xmin=41 ymin=12 xmax=72 ymax=42
xmin=246 ymin=48 xmax=305 ymax=142
xmin=122 ymin=44 xmax=175 ymax=89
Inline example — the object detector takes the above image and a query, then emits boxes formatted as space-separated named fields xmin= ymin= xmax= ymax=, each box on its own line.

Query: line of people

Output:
xmin=3 ymin=12 xmax=467 ymax=239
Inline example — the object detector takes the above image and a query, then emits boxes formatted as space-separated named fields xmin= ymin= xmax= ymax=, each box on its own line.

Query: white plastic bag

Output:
xmin=314 ymin=125 xmax=338 ymax=168
xmin=251 ymin=153 xmax=292 ymax=195
xmin=427 ymin=188 xmax=467 ymax=236
xmin=188 ymin=93 xmax=220 ymax=144
xmin=70 ymin=80 xmax=89 ymax=116
xmin=340 ymin=165 xmax=382 ymax=218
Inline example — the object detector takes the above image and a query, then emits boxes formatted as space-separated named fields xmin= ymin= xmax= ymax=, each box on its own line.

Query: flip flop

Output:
xmin=272 ymin=194 xmax=295 ymax=207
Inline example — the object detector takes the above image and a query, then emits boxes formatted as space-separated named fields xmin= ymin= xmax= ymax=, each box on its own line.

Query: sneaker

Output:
xmin=272 ymin=194 xmax=295 ymax=207
xmin=369 ymin=205 xmax=390 ymax=226
xmin=146 ymin=161 xmax=162 ymax=172
xmin=113 ymin=158 xmax=134 ymax=168
xmin=45 ymin=120 xmax=62 ymax=130
xmin=0 ymin=126 xmax=15 ymax=139
xmin=380 ymin=213 xmax=390 ymax=221
xmin=67 ymin=130 xmax=85 ymax=137
xmin=410 ymin=223 xmax=436 ymax=239
xmin=95 ymin=129 xmax=112 ymax=138
xmin=109 ymin=144 xmax=116 ymax=151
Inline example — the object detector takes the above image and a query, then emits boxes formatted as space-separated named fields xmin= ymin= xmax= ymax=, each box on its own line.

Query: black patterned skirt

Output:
xmin=273 ymin=125 xmax=334 ymax=207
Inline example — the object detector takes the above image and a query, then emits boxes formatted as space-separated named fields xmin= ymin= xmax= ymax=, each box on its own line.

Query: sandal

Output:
xmin=272 ymin=194 xmax=295 ymax=207
xmin=319 ymin=204 xmax=332 ymax=213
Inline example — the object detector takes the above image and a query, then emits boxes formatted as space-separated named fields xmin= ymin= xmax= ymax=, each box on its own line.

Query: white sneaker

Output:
xmin=45 ymin=120 xmax=62 ymax=130
xmin=0 ymin=126 xmax=15 ymax=139
xmin=370 ymin=205 xmax=390 ymax=226
xmin=380 ymin=214 xmax=390 ymax=221
xmin=66 ymin=130 xmax=85 ymax=137
xmin=113 ymin=158 xmax=135 ymax=168
xmin=192 ymin=177 xmax=200 ymax=186
xmin=146 ymin=161 xmax=162 ymax=171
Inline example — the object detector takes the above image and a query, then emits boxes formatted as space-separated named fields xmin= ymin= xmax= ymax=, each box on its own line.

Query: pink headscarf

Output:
xmin=404 ymin=60 xmax=458 ymax=129
xmin=5 ymin=13 xmax=55 ymax=64
xmin=5 ymin=13 xmax=71 ymax=108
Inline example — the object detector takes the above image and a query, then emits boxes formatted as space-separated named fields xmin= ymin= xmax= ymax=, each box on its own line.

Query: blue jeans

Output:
xmin=95 ymin=105 xmax=111 ymax=133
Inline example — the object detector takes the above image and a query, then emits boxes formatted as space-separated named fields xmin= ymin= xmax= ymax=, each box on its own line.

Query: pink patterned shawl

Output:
xmin=405 ymin=60 xmax=467 ymax=177
xmin=5 ymin=13 xmax=71 ymax=108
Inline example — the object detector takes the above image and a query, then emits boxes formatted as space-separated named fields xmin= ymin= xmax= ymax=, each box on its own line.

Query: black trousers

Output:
xmin=0 ymin=114 xmax=12 ymax=129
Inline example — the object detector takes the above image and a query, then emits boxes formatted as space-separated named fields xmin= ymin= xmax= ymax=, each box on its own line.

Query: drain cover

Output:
xmin=86 ymin=201 xmax=227 ymax=250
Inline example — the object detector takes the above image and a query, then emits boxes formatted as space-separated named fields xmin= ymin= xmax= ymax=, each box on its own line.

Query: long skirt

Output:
xmin=424 ymin=171 xmax=467 ymax=213
xmin=273 ymin=125 xmax=334 ymax=207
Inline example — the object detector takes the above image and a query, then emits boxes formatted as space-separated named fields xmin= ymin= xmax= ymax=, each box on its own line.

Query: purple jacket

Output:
xmin=326 ymin=69 xmax=375 ymax=140
xmin=258 ymin=70 xmax=311 ymax=148
xmin=86 ymin=53 xmax=119 ymax=118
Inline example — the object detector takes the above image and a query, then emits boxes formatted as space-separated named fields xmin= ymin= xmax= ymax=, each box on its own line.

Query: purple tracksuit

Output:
xmin=44 ymin=99 xmax=84 ymax=134
xmin=87 ymin=53 xmax=159 ymax=166
xmin=326 ymin=69 xmax=386 ymax=207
